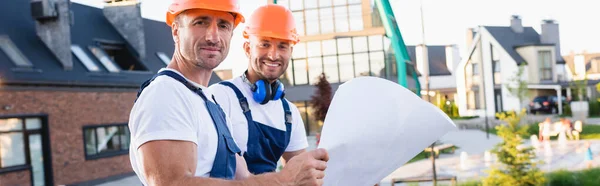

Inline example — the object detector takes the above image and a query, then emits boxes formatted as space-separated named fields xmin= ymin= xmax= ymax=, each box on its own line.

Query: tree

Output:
xmin=310 ymin=73 xmax=333 ymax=125
xmin=505 ymin=63 xmax=530 ymax=109
xmin=483 ymin=109 xmax=546 ymax=186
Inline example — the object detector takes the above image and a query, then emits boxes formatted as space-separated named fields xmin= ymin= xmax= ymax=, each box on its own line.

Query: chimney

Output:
xmin=541 ymin=19 xmax=562 ymax=62
xmin=445 ymin=45 xmax=461 ymax=73
xmin=30 ymin=0 xmax=72 ymax=70
xmin=102 ymin=0 xmax=146 ymax=59
xmin=466 ymin=28 xmax=477 ymax=47
xmin=416 ymin=44 xmax=429 ymax=77
xmin=510 ymin=15 xmax=523 ymax=33
xmin=574 ymin=54 xmax=585 ymax=80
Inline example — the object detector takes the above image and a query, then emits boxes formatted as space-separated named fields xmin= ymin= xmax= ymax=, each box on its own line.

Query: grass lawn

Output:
xmin=455 ymin=167 xmax=600 ymax=186
xmin=406 ymin=146 xmax=459 ymax=164
xmin=484 ymin=123 xmax=600 ymax=140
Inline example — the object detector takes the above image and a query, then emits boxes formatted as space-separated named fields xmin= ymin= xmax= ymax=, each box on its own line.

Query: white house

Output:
xmin=456 ymin=15 xmax=570 ymax=117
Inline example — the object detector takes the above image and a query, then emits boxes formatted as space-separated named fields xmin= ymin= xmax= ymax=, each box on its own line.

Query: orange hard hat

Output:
xmin=166 ymin=0 xmax=245 ymax=28
xmin=243 ymin=4 xmax=299 ymax=44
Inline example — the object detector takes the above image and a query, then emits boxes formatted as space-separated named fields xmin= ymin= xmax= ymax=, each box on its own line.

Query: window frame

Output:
xmin=538 ymin=50 xmax=553 ymax=81
xmin=82 ymin=123 xmax=130 ymax=160
xmin=0 ymin=114 xmax=48 ymax=178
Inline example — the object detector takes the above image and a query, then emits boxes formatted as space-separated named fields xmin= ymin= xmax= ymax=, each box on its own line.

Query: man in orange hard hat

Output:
xmin=129 ymin=0 xmax=329 ymax=185
xmin=208 ymin=4 xmax=310 ymax=175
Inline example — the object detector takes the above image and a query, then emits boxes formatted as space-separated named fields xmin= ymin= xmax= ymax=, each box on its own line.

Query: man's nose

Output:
xmin=266 ymin=46 xmax=279 ymax=60
xmin=205 ymin=22 xmax=220 ymax=44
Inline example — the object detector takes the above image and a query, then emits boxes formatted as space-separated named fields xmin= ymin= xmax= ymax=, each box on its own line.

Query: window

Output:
xmin=321 ymin=39 xmax=337 ymax=56
xmin=323 ymin=56 xmax=339 ymax=83
xmin=348 ymin=5 xmax=364 ymax=31
xmin=354 ymin=53 xmax=370 ymax=77
xmin=339 ymin=54 xmax=354 ymax=82
xmin=472 ymin=63 xmax=479 ymax=75
xmin=304 ymin=0 xmax=318 ymax=9
xmin=305 ymin=9 xmax=320 ymax=35
xmin=353 ymin=36 xmax=368 ymax=53
xmin=307 ymin=41 xmax=322 ymax=57
xmin=94 ymin=41 xmax=148 ymax=72
xmin=292 ymin=12 xmax=305 ymax=36
xmin=368 ymin=35 xmax=383 ymax=51
xmin=277 ymin=0 xmax=290 ymax=8
xmin=71 ymin=45 xmax=100 ymax=72
xmin=83 ymin=124 xmax=130 ymax=159
xmin=370 ymin=51 xmax=385 ymax=77
xmin=156 ymin=52 xmax=171 ymax=66
xmin=293 ymin=59 xmax=308 ymax=85
xmin=89 ymin=46 xmax=120 ymax=73
xmin=0 ymin=117 xmax=43 ymax=170
xmin=308 ymin=57 xmax=323 ymax=84
xmin=293 ymin=101 xmax=321 ymax=136
xmin=319 ymin=8 xmax=335 ymax=34
xmin=333 ymin=0 xmax=347 ymax=6
xmin=539 ymin=50 xmax=552 ymax=81
xmin=293 ymin=42 xmax=307 ymax=59
xmin=290 ymin=0 xmax=303 ymax=11
xmin=337 ymin=38 xmax=352 ymax=54
xmin=333 ymin=6 xmax=349 ymax=32
xmin=320 ymin=0 xmax=332 ymax=7
xmin=0 ymin=35 xmax=33 ymax=68
xmin=491 ymin=44 xmax=500 ymax=73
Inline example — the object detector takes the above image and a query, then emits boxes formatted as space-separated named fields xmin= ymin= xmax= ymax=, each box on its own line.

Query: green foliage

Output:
xmin=546 ymin=168 xmax=600 ymax=186
xmin=483 ymin=109 xmax=546 ymax=186
xmin=505 ymin=64 xmax=530 ymax=108
xmin=570 ymin=78 xmax=589 ymax=101
xmin=436 ymin=93 xmax=459 ymax=118
xmin=589 ymin=100 xmax=600 ymax=116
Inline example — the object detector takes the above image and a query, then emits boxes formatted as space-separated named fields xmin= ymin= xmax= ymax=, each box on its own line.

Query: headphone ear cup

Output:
xmin=271 ymin=81 xmax=285 ymax=100
xmin=253 ymin=80 xmax=271 ymax=104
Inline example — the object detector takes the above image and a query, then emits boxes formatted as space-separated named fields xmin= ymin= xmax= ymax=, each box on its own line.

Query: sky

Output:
xmin=73 ymin=0 xmax=600 ymax=75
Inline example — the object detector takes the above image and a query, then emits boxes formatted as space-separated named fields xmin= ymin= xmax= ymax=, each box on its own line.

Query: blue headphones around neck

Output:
xmin=242 ymin=72 xmax=285 ymax=105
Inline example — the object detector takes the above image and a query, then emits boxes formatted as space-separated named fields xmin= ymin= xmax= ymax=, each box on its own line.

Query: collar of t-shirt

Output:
xmin=158 ymin=68 xmax=207 ymax=90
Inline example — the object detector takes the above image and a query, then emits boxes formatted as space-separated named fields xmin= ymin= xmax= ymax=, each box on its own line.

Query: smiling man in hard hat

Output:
xmin=208 ymin=4 xmax=308 ymax=175
xmin=128 ymin=0 xmax=329 ymax=185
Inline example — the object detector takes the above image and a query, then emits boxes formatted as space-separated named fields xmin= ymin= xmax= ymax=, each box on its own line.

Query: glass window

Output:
xmin=333 ymin=0 xmax=347 ymax=6
xmin=322 ymin=39 xmax=337 ymax=56
xmin=306 ymin=103 xmax=322 ymax=134
xmin=71 ymin=45 xmax=100 ymax=72
xmin=307 ymin=41 xmax=322 ymax=57
xmin=89 ymin=46 xmax=120 ymax=73
xmin=83 ymin=124 xmax=130 ymax=159
xmin=308 ymin=57 xmax=323 ymax=85
xmin=277 ymin=0 xmax=290 ymax=8
xmin=472 ymin=63 xmax=479 ymax=75
xmin=25 ymin=118 xmax=41 ymax=130
xmin=156 ymin=52 xmax=171 ymax=66
xmin=370 ymin=51 xmax=385 ymax=77
xmin=0 ymin=133 xmax=26 ymax=167
xmin=305 ymin=0 xmax=318 ymax=9
xmin=320 ymin=0 xmax=332 ymax=7
xmin=368 ymin=35 xmax=383 ymax=51
xmin=290 ymin=0 xmax=303 ymax=10
xmin=323 ymin=56 xmax=339 ymax=83
xmin=293 ymin=59 xmax=309 ymax=85
xmin=305 ymin=9 xmax=320 ymax=35
xmin=337 ymin=38 xmax=352 ymax=54
xmin=353 ymin=36 xmax=368 ymax=53
xmin=0 ymin=118 xmax=22 ymax=131
xmin=539 ymin=50 xmax=552 ymax=80
xmin=319 ymin=8 xmax=335 ymax=34
xmin=383 ymin=36 xmax=391 ymax=52
xmin=339 ymin=54 xmax=354 ymax=82
xmin=293 ymin=102 xmax=310 ymax=135
xmin=293 ymin=42 xmax=307 ymax=59
xmin=354 ymin=53 xmax=370 ymax=77
xmin=348 ymin=5 xmax=364 ymax=31
xmin=348 ymin=0 xmax=361 ymax=4
xmin=334 ymin=6 xmax=349 ymax=32
xmin=0 ymin=36 xmax=33 ymax=68
xmin=292 ymin=12 xmax=305 ymax=36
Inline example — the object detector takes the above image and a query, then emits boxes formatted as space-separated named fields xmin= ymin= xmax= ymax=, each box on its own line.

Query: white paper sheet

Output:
xmin=317 ymin=77 xmax=457 ymax=186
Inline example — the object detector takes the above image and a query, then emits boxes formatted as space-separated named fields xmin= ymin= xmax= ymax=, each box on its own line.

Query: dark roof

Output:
xmin=406 ymin=45 xmax=451 ymax=76
xmin=484 ymin=26 xmax=566 ymax=65
xmin=484 ymin=26 xmax=541 ymax=65
xmin=0 ymin=1 xmax=221 ymax=88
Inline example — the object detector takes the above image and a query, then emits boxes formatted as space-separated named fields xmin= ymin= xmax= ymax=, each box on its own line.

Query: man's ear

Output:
xmin=172 ymin=22 xmax=179 ymax=44
xmin=243 ymin=41 xmax=251 ymax=58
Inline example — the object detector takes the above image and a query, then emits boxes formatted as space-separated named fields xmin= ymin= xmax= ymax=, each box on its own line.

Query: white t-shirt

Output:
xmin=207 ymin=76 xmax=308 ymax=155
xmin=129 ymin=68 xmax=225 ymax=185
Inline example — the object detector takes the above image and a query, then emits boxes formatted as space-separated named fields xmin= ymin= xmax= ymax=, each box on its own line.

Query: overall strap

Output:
xmin=281 ymin=98 xmax=293 ymax=147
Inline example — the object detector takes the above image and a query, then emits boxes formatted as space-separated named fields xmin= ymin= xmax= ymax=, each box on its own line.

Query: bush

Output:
xmin=547 ymin=168 xmax=600 ymax=186
xmin=589 ymin=100 xmax=600 ymax=116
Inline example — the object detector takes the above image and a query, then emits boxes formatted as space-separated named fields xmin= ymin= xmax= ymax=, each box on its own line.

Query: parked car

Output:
xmin=529 ymin=95 xmax=567 ymax=114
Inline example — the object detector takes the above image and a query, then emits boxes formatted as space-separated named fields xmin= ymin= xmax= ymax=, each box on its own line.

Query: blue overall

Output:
xmin=135 ymin=70 xmax=241 ymax=179
xmin=218 ymin=81 xmax=292 ymax=174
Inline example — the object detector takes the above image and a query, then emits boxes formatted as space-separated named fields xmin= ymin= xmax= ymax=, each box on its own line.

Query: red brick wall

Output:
xmin=0 ymin=169 xmax=30 ymax=186
xmin=0 ymin=89 xmax=137 ymax=185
